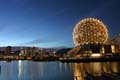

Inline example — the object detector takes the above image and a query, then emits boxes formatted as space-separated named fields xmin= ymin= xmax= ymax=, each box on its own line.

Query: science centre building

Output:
xmin=68 ymin=18 xmax=119 ymax=58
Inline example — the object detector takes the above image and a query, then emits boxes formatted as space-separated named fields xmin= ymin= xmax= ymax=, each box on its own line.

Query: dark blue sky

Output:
xmin=0 ymin=0 xmax=119 ymax=48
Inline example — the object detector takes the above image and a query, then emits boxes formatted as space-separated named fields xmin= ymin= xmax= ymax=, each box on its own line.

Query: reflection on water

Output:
xmin=0 ymin=61 xmax=73 ymax=80
xmin=102 ymin=62 xmax=119 ymax=74
xmin=73 ymin=62 xmax=120 ymax=80
xmin=83 ymin=62 xmax=103 ymax=76
xmin=73 ymin=63 xmax=85 ymax=80
xmin=0 ymin=61 xmax=120 ymax=80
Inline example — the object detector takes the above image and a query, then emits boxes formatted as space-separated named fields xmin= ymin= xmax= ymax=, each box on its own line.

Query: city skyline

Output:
xmin=0 ymin=0 xmax=119 ymax=48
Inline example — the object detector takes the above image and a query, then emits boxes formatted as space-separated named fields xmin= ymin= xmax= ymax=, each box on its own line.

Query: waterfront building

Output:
xmin=39 ymin=48 xmax=46 ymax=58
xmin=5 ymin=46 xmax=12 ymax=54
xmin=67 ymin=44 xmax=120 ymax=58
xmin=67 ymin=18 xmax=120 ymax=58
xmin=49 ymin=49 xmax=54 ymax=56
xmin=20 ymin=48 xmax=25 ymax=56
xmin=31 ymin=46 xmax=36 ymax=56
xmin=68 ymin=18 xmax=108 ymax=58
xmin=26 ymin=47 xmax=31 ymax=56
xmin=73 ymin=18 xmax=108 ymax=47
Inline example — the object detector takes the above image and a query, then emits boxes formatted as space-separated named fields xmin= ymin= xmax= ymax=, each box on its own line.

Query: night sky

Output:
xmin=0 ymin=0 xmax=119 ymax=48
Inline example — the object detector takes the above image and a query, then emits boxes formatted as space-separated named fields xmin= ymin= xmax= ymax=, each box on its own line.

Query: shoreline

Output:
xmin=0 ymin=56 xmax=120 ymax=62
xmin=59 ymin=57 xmax=120 ymax=63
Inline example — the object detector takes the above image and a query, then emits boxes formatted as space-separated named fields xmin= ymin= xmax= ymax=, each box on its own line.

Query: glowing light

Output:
xmin=111 ymin=45 xmax=115 ymax=53
xmin=73 ymin=18 xmax=108 ymax=46
xmin=91 ymin=54 xmax=101 ymax=57
xmin=101 ymin=46 xmax=105 ymax=53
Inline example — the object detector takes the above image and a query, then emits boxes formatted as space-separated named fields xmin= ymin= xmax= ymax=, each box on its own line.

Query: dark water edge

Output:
xmin=0 ymin=61 xmax=120 ymax=80
xmin=60 ymin=57 xmax=120 ymax=63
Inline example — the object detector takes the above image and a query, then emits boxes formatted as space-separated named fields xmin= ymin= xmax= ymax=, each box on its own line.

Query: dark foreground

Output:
xmin=84 ymin=72 xmax=120 ymax=80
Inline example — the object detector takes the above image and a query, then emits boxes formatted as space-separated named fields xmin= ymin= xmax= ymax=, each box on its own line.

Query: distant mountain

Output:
xmin=0 ymin=46 xmax=39 ymax=51
xmin=0 ymin=46 xmax=63 ymax=52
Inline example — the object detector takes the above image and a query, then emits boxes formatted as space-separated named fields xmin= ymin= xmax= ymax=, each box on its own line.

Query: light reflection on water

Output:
xmin=73 ymin=62 xmax=120 ymax=80
xmin=0 ymin=61 xmax=119 ymax=80
xmin=83 ymin=62 xmax=103 ymax=76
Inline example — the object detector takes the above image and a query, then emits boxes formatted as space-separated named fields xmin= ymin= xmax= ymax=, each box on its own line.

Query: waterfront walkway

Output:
xmin=75 ymin=72 xmax=120 ymax=80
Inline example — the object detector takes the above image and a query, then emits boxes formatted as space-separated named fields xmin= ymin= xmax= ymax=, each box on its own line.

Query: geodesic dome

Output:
xmin=73 ymin=18 xmax=108 ymax=46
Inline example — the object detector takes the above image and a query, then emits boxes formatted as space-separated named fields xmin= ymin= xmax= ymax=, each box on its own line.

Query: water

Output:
xmin=0 ymin=61 xmax=120 ymax=80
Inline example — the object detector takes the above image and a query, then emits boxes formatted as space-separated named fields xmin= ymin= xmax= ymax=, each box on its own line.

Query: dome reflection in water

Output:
xmin=73 ymin=62 xmax=120 ymax=80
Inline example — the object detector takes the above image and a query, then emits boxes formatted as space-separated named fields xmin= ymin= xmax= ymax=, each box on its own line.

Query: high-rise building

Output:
xmin=49 ymin=49 xmax=54 ymax=56
xmin=20 ymin=48 xmax=25 ymax=56
xmin=26 ymin=47 xmax=31 ymax=56
xmin=5 ymin=46 xmax=12 ymax=54
xmin=31 ymin=46 xmax=36 ymax=56
xmin=39 ymin=49 xmax=45 ymax=57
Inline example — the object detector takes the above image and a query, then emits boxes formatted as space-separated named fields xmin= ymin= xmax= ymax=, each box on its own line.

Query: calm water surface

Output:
xmin=0 ymin=61 xmax=120 ymax=80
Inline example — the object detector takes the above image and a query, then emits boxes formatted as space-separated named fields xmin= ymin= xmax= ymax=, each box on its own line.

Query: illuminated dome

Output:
xmin=73 ymin=18 xmax=108 ymax=46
